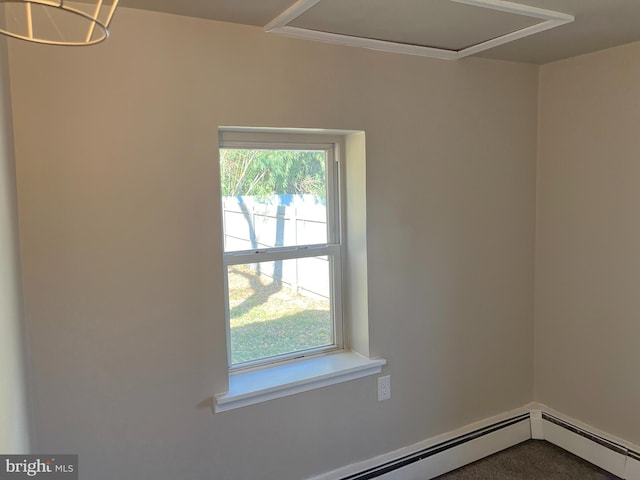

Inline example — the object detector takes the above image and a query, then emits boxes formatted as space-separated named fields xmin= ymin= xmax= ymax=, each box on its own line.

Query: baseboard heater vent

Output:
xmin=542 ymin=412 xmax=627 ymax=454
xmin=541 ymin=411 xmax=640 ymax=475
xmin=339 ymin=413 xmax=530 ymax=480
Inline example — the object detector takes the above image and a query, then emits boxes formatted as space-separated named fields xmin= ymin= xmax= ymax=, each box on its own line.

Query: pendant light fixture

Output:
xmin=0 ymin=0 xmax=119 ymax=46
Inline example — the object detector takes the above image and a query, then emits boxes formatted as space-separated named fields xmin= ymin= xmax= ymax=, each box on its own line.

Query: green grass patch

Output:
xmin=228 ymin=265 xmax=331 ymax=365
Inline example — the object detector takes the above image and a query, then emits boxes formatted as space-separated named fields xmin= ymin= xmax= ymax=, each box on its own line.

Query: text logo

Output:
xmin=0 ymin=456 xmax=77 ymax=480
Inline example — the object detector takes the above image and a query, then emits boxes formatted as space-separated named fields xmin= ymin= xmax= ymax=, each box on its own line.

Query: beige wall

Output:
xmin=0 ymin=37 xmax=29 ymax=453
xmin=536 ymin=41 xmax=640 ymax=446
xmin=8 ymin=8 xmax=537 ymax=479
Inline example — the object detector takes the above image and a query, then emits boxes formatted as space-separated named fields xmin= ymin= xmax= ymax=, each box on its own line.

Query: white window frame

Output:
xmin=219 ymin=131 xmax=344 ymax=372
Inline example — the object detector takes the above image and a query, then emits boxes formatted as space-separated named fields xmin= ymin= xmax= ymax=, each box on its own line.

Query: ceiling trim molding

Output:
xmin=264 ymin=0 xmax=322 ymax=31
xmin=264 ymin=0 xmax=574 ymax=60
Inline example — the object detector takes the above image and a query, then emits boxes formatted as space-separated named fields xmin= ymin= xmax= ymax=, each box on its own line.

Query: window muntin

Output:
xmin=219 ymin=138 xmax=343 ymax=370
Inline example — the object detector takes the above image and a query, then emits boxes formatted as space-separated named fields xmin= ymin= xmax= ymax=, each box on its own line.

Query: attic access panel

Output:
xmin=265 ymin=0 xmax=574 ymax=59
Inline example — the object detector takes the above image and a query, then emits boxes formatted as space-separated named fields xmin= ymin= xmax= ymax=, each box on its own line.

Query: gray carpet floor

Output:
xmin=433 ymin=440 xmax=621 ymax=479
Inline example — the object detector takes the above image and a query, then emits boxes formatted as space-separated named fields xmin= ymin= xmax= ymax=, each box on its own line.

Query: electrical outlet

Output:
xmin=377 ymin=375 xmax=391 ymax=401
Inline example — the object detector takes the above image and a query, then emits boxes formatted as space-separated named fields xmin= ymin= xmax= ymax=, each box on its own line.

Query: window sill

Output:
xmin=214 ymin=351 xmax=386 ymax=413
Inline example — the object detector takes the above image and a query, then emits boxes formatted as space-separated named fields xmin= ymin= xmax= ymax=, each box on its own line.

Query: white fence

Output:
xmin=223 ymin=196 xmax=330 ymax=299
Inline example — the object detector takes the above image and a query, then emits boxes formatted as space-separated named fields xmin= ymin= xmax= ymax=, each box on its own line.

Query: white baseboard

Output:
xmin=308 ymin=406 xmax=532 ymax=480
xmin=375 ymin=419 xmax=531 ymax=480
xmin=529 ymin=409 xmax=544 ymax=439
xmin=626 ymin=455 xmax=640 ymax=480
xmin=532 ymin=404 xmax=640 ymax=480
xmin=542 ymin=416 xmax=627 ymax=477
xmin=309 ymin=403 xmax=640 ymax=480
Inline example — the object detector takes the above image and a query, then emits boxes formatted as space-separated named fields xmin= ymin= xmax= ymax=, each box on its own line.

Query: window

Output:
xmin=215 ymin=129 xmax=385 ymax=413
xmin=219 ymin=131 xmax=343 ymax=370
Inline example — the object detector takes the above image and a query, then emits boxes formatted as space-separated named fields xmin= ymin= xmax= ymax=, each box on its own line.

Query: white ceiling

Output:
xmin=118 ymin=0 xmax=640 ymax=64
xmin=288 ymin=0 xmax=542 ymax=51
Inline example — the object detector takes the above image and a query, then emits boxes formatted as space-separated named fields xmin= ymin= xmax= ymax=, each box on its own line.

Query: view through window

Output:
xmin=220 ymin=138 xmax=343 ymax=368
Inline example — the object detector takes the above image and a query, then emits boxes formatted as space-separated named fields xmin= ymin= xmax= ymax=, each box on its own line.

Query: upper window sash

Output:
xmin=218 ymin=138 xmax=341 ymax=248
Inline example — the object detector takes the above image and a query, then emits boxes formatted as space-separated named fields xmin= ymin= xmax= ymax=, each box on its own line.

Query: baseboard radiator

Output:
xmin=535 ymin=411 xmax=640 ymax=480
xmin=310 ymin=407 xmax=640 ymax=480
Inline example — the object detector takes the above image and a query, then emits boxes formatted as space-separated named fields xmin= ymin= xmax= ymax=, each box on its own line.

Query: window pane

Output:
xmin=228 ymin=258 xmax=332 ymax=365
xmin=220 ymin=148 xmax=328 ymax=252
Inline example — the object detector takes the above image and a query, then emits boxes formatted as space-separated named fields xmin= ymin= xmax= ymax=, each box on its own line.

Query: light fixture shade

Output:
xmin=0 ymin=0 xmax=119 ymax=46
